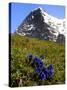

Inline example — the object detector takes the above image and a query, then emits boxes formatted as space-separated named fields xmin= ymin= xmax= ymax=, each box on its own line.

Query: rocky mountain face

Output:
xmin=56 ymin=34 xmax=65 ymax=44
xmin=16 ymin=7 xmax=65 ymax=44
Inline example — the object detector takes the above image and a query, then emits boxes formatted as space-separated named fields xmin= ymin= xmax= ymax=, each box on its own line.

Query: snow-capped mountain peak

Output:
xmin=32 ymin=7 xmax=65 ymax=36
xmin=16 ymin=7 xmax=65 ymax=43
xmin=37 ymin=7 xmax=65 ymax=35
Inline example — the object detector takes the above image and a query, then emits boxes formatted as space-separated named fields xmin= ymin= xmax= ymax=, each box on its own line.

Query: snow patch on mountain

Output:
xmin=31 ymin=7 xmax=65 ymax=36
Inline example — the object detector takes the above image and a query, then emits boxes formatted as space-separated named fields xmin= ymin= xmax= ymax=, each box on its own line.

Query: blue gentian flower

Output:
xmin=45 ymin=64 xmax=54 ymax=78
xmin=35 ymin=67 xmax=41 ymax=75
xmin=33 ymin=56 xmax=44 ymax=68
xmin=27 ymin=54 xmax=54 ymax=80
xmin=39 ymin=72 xmax=46 ymax=80
xmin=28 ymin=54 xmax=33 ymax=61
xmin=48 ymin=70 xmax=53 ymax=78
xmin=43 ymin=68 xmax=48 ymax=77
xmin=47 ymin=64 xmax=53 ymax=71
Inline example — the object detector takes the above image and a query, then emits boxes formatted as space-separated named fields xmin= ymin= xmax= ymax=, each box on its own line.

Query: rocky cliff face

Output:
xmin=16 ymin=7 xmax=65 ymax=43
xmin=56 ymin=34 xmax=65 ymax=44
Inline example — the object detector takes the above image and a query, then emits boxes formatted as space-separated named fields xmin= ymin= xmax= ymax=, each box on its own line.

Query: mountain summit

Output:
xmin=16 ymin=7 xmax=65 ymax=43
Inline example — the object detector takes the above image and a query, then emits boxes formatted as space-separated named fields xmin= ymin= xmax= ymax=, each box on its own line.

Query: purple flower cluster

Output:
xmin=27 ymin=54 xmax=54 ymax=80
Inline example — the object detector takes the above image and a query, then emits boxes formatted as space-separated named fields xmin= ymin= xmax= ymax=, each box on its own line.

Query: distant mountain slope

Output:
xmin=15 ymin=7 xmax=65 ymax=43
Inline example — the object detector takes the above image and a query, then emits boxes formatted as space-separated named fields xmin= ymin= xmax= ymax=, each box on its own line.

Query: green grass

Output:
xmin=10 ymin=34 xmax=65 ymax=87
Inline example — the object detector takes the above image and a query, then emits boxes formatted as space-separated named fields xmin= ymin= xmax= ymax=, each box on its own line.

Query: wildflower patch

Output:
xmin=27 ymin=54 xmax=54 ymax=80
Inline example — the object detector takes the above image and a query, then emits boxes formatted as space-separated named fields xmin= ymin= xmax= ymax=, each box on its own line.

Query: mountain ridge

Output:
xmin=15 ymin=7 xmax=65 ymax=43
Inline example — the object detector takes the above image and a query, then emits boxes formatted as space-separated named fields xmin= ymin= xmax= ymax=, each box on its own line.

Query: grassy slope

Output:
xmin=10 ymin=34 xmax=65 ymax=87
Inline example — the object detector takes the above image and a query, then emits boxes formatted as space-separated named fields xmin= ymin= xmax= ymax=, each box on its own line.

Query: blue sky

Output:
xmin=10 ymin=3 xmax=65 ymax=33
